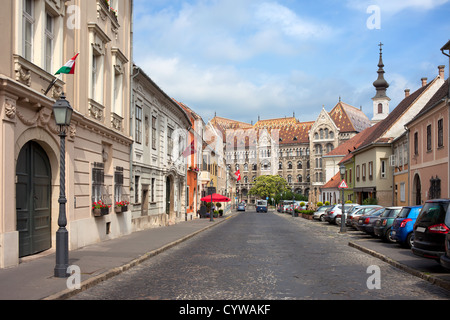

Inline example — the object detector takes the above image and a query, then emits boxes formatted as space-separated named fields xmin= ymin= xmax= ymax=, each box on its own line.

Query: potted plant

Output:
xmin=92 ymin=200 xmax=110 ymax=217
xmin=115 ymin=200 xmax=129 ymax=213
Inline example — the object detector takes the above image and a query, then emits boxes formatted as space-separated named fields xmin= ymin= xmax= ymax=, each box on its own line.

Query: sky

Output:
xmin=132 ymin=0 xmax=450 ymax=124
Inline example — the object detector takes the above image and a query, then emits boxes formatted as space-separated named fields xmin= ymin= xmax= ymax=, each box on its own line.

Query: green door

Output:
xmin=16 ymin=141 xmax=52 ymax=257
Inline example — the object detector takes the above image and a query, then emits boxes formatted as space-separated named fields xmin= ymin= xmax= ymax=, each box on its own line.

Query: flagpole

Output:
xmin=44 ymin=74 xmax=62 ymax=96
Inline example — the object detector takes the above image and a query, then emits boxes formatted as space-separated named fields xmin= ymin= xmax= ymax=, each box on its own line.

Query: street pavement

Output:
xmin=0 ymin=209 xmax=449 ymax=300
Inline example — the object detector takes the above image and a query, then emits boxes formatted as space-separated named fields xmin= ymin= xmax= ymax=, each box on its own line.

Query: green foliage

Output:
xmin=363 ymin=197 xmax=378 ymax=205
xmin=249 ymin=175 xmax=289 ymax=199
xmin=345 ymin=200 xmax=352 ymax=204
xmin=316 ymin=201 xmax=323 ymax=207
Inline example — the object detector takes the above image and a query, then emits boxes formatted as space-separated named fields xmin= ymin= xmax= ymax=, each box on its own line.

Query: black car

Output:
xmin=440 ymin=232 xmax=450 ymax=270
xmin=412 ymin=199 xmax=450 ymax=261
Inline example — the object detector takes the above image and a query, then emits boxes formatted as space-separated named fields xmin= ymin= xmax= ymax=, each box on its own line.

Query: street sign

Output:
xmin=338 ymin=180 xmax=348 ymax=189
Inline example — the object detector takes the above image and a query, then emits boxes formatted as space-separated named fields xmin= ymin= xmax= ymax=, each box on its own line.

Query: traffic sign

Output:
xmin=338 ymin=180 xmax=348 ymax=189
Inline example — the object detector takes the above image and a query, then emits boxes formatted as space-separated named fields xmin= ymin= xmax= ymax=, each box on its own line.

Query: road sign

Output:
xmin=338 ymin=180 xmax=348 ymax=189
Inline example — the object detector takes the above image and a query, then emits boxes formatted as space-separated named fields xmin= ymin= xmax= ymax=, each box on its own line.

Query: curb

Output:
xmin=348 ymin=241 xmax=450 ymax=292
xmin=43 ymin=215 xmax=236 ymax=300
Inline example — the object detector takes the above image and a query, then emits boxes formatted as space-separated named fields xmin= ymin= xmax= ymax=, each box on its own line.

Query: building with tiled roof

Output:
xmin=349 ymin=66 xmax=445 ymax=206
xmin=208 ymin=97 xmax=372 ymax=206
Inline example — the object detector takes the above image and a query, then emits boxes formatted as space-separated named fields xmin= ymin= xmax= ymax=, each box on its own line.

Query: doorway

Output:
xmin=16 ymin=141 xmax=52 ymax=257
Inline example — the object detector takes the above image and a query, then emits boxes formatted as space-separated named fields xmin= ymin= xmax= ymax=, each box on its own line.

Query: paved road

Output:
xmin=71 ymin=211 xmax=450 ymax=300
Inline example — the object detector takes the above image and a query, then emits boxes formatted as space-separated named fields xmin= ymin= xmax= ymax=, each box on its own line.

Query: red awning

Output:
xmin=200 ymin=193 xmax=231 ymax=202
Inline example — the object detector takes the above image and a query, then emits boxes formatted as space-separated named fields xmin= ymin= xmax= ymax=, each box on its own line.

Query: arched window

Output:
xmin=287 ymin=175 xmax=292 ymax=183
xmin=297 ymin=175 xmax=302 ymax=183
xmin=378 ymin=103 xmax=383 ymax=114
xmin=297 ymin=161 xmax=302 ymax=169
xmin=288 ymin=161 xmax=293 ymax=169
xmin=278 ymin=162 xmax=283 ymax=170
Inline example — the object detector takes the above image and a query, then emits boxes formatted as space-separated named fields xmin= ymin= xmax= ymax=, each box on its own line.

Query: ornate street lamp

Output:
xmin=209 ymin=180 xmax=215 ymax=222
xmin=339 ymin=164 xmax=346 ymax=233
xmin=53 ymin=94 xmax=73 ymax=278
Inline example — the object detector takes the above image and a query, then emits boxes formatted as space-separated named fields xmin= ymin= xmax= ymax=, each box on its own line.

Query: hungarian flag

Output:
xmin=182 ymin=140 xmax=196 ymax=157
xmin=55 ymin=53 xmax=79 ymax=75
xmin=235 ymin=170 xmax=241 ymax=181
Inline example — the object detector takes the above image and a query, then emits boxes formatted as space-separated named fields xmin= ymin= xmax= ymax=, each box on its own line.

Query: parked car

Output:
xmin=346 ymin=205 xmax=383 ymax=228
xmin=412 ymin=199 xmax=450 ymax=261
xmin=256 ymin=200 xmax=268 ymax=213
xmin=237 ymin=203 xmax=246 ymax=212
xmin=374 ymin=207 xmax=403 ymax=242
xmin=325 ymin=203 xmax=359 ymax=225
xmin=440 ymin=232 xmax=450 ymax=270
xmin=356 ymin=208 xmax=385 ymax=235
xmin=391 ymin=205 xmax=422 ymax=248
xmin=313 ymin=205 xmax=333 ymax=221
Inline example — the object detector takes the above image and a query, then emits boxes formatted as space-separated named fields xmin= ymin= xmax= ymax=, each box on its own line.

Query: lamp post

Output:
xmin=52 ymin=93 xmax=73 ymax=278
xmin=208 ymin=180 xmax=215 ymax=222
xmin=339 ymin=164 xmax=346 ymax=233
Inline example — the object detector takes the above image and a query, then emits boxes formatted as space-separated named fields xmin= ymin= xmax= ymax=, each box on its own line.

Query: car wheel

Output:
xmin=385 ymin=228 xmax=395 ymax=243
xmin=405 ymin=233 xmax=414 ymax=249
xmin=320 ymin=215 xmax=325 ymax=222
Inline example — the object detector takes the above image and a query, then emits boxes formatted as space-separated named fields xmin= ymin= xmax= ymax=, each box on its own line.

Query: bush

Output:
xmin=300 ymin=202 xmax=305 ymax=207
xmin=324 ymin=201 xmax=330 ymax=205
xmin=345 ymin=200 xmax=352 ymax=204
xmin=316 ymin=201 xmax=323 ymax=207
xmin=363 ymin=198 xmax=378 ymax=205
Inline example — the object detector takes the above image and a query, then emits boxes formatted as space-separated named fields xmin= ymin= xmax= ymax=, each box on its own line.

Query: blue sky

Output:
xmin=133 ymin=0 xmax=450 ymax=124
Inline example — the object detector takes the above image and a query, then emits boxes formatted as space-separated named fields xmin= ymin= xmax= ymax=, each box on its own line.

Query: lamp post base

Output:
xmin=54 ymin=227 xmax=69 ymax=278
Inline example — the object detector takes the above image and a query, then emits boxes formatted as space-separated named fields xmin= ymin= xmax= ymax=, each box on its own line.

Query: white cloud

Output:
xmin=346 ymin=0 xmax=449 ymax=14
xmin=254 ymin=2 xmax=332 ymax=39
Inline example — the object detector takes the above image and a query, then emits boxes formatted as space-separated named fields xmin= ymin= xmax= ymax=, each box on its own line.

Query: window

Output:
xmin=167 ymin=127 xmax=174 ymax=157
xmin=368 ymin=161 xmax=373 ymax=180
xmin=438 ymin=118 xmax=444 ymax=148
xmin=287 ymin=175 xmax=292 ymax=183
xmin=400 ymin=182 xmax=406 ymax=202
xmin=152 ymin=116 xmax=157 ymax=150
xmin=114 ymin=167 xmax=123 ymax=203
xmin=349 ymin=168 xmax=352 ymax=184
xmin=92 ymin=162 xmax=105 ymax=203
xmin=427 ymin=124 xmax=432 ymax=151
xmin=288 ymin=162 xmax=292 ymax=170
xmin=135 ymin=106 xmax=142 ymax=144
xmin=356 ymin=165 xmax=360 ymax=182
xmin=380 ymin=159 xmax=387 ymax=178
xmin=91 ymin=53 xmax=98 ymax=100
xmin=297 ymin=175 xmax=302 ymax=183
xmin=278 ymin=162 xmax=282 ymax=170
xmin=297 ymin=161 xmax=302 ymax=169
xmin=414 ymin=132 xmax=419 ymax=155
xmin=378 ymin=103 xmax=383 ymax=114
xmin=362 ymin=164 xmax=366 ymax=181
xmin=23 ymin=0 xmax=34 ymax=61
xmin=45 ymin=12 xmax=54 ymax=73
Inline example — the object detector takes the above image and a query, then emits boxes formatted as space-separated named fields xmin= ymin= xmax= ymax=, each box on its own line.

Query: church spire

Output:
xmin=372 ymin=42 xmax=389 ymax=99
xmin=371 ymin=42 xmax=391 ymax=124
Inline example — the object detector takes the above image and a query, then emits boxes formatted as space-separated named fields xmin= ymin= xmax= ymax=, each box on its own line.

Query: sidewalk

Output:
xmin=0 ymin=213 xmax=236 ymax=300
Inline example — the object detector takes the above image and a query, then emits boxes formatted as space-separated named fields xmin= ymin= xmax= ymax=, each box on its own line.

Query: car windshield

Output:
xmin=371 ymin=208 xmax=385 ymax=216
xmin=417 ymin=202 xmax=450 ymax=225
xmin=384 ymin=208 xmax=402 ymax=218
xmin=398 ymin=207 xmax=411 ymax=218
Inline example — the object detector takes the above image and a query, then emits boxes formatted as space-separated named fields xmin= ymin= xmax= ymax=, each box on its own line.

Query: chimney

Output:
xmin=404 ymin=88 xmax=410 ymax=97
xmin=438 ymin=65 xmax=445 ymax=79
xmin=421 ymin=77 xmax=428 ymax=87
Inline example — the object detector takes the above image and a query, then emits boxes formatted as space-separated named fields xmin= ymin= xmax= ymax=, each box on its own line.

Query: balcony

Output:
xmin=199 ymin=171 xmax=211 ymax=184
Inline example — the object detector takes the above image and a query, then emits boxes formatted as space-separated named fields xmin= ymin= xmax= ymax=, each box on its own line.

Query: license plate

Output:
xmin=416 ymin=227 xmax=426 ymax=233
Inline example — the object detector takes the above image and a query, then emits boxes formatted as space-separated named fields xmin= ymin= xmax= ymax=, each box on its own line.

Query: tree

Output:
xmin=249 ymin=175 xmax=289 ymax=200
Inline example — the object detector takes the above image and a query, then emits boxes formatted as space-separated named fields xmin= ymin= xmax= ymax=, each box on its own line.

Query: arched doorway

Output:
xmin=16 ymin=141 xmax=52 ymax=257
xmin=413 ymin=174 xmax=421 ymax=205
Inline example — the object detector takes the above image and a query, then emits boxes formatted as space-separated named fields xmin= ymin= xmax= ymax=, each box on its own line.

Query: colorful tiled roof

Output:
xmin=329 ymin=102 xmax=371 ymax=133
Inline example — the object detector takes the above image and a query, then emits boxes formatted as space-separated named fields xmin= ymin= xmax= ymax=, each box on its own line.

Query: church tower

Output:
xmin=371 ymin=43 xmax=390 ymax=124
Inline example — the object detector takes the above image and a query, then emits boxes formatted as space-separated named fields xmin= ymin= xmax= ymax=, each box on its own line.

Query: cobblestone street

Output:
xmin=71 ymin=211 xmax=450 ymax=300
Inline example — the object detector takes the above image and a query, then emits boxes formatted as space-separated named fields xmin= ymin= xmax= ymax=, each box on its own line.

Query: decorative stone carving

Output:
xmin=4 ymin=98 xmax=16 ymax=119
